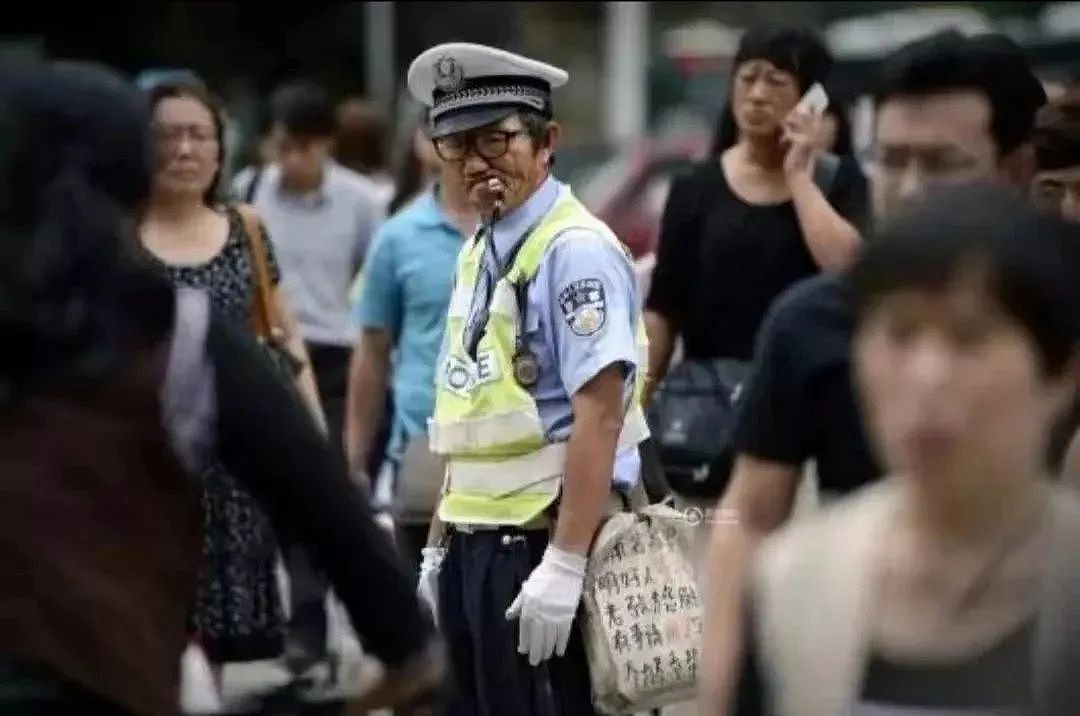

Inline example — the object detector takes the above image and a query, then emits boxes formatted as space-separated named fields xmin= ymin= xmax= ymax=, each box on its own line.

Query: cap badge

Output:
xmin=433 ymin=55 xmax=465 ymax=93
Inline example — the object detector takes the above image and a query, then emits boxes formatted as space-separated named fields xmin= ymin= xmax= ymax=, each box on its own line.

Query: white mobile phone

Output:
xmin=795 ymin=82 xmax=829 ymax=117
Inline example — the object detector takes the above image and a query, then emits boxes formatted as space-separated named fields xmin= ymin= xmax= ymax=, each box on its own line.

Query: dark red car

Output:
xmin=572 ymin=133 xmax=711 ymax=258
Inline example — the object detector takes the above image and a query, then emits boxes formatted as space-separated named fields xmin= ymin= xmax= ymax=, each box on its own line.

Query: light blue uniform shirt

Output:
xmin=355 ymin=188 xmax=465 ymax=460
xmin=450 ymin=175 xmax=642 ymax=491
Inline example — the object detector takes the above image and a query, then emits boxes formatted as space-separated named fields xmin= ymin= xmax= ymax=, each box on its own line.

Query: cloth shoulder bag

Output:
xmin=580 ymin=502 xmax=703 ymax=714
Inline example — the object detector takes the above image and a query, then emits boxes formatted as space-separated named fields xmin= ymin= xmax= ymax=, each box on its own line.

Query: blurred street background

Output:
xmin=8 ymin=1 xmax=1080 ymax=262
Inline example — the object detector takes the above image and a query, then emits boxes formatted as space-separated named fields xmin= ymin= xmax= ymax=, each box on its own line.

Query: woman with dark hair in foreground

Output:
xmin=0 ymin=62 xmax=441 ymax=714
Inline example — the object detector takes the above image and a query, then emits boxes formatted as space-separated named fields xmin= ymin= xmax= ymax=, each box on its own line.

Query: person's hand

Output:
xmin=781 ymin=109 xmax=822 ymax=182
xmin=504 ymin=545 xmax=587 ymax=666
xmin=374 ymin=511 xmax=397 ymax=544
xmin=418 ymin=547 xmax=445 ymax=625
xmin=344 ymin=638 xmax=446 ymax=714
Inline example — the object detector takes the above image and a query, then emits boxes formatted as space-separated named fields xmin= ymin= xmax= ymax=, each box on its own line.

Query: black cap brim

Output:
xmin=430 ymin=105 xmax=518 ymax=139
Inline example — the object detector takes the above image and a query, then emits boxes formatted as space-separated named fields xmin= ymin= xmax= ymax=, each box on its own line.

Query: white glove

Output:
xmin=180 ymin=642 xmax=223 ymax=714
xmin=418 ymin=547 xmax=445 ymax=626
xmin=504 ymin=545 xmax=587 ymax=666
xmin=374 ymin=511 xmax=397 ymax=543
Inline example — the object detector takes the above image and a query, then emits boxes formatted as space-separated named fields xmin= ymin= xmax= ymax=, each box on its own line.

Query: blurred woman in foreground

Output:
xmin=0 ymin=62 xmax=441 ymax=714
xmin=734 ymin=184 xmax=1080 ymax=714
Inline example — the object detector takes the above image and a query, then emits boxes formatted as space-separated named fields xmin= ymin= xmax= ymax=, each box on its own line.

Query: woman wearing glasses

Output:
xmin=138 ymin=82 xmax=322 ymax=690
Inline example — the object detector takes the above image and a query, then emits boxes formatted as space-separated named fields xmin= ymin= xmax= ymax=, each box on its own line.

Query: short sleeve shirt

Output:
xmin=451 ymin=176 xmax=643 ymax=491
xmin=731 ymin=274 xmax=880 ymax=497
xmin=354 ymin=188 xmax=465 ymax=459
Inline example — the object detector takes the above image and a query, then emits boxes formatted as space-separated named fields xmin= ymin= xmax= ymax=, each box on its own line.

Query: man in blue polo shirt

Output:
xmin=346 ymin=115 xmax=478 ymax=568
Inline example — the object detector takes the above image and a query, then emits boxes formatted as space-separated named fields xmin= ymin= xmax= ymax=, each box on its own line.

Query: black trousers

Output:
xmin=284 ymin=342 xmax=354 ymax=663
xmin=305 ymin=343 xmax=352 ymax=461
xmin=397 ymin=522 xmax=431 ymax=576
xmin=438 ymin=528 xmax=596 ymax=716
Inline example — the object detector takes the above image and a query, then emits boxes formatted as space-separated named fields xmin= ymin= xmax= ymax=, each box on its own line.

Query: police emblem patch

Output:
xmin=558 ymin=278 xmax=607 ymax=336
xmin=433 ymin=55 xmax=465 ymax=93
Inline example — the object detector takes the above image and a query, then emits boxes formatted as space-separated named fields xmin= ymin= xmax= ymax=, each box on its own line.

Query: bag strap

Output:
xmin=234 ymin=203 xmax=284 ymax=342
xmin=243 ymin=166 xmax=264 ymax=204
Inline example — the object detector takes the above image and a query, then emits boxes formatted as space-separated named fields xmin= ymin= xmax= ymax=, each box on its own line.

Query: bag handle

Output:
xmin=234 ymin=204 xmax=286 ymax=343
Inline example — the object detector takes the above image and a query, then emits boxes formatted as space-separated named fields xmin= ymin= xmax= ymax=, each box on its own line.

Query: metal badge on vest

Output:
xmin=511 ymin=279 xmax=539 ymax=388
xmin=464 ymin=186 xmax=544 ymax=391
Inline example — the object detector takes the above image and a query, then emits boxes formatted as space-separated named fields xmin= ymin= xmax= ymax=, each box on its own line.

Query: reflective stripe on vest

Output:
xmin=430 ymin=187 xmax=650 ymax=525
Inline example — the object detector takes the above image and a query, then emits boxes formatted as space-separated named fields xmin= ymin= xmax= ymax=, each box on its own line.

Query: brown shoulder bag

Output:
xmin=234 ymin=204 xmax=303 ymax=375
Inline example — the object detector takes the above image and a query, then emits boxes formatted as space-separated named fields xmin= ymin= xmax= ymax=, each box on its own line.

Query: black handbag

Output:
xmin=646 ymin=358 xmax=749 ymax=499
xmin=643 ymin=154 xmax=840 ymax=500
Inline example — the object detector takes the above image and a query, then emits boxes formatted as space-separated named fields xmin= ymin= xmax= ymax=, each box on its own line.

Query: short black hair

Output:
xmin=852 ymin=183 xmax=1080 ymax=378
xmin=516 ymin=110 xmax=555 ymax=168
xmin=1034 ymin=90 xmax=1080 ymax=171
xmin=734 ymin=25 xmax=833 ymax=94
xmin=873 ymin=31 xmax=1047 ymax=157
xmin=269 ymin=80 xmax=335 ymax=138
xmin=712 ymin=25 xmax=833 ymax=154
xmin=517 ymin=110 xmax=548 ymax=147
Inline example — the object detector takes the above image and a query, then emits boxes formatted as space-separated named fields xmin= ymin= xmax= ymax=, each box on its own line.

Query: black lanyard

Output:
xmin=464 ymin=211 xmax=544 ymax=367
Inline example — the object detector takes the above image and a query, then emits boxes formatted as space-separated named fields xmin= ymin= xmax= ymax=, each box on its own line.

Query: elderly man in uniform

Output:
xmin=406 ymin=43 xmax=650 ymax=714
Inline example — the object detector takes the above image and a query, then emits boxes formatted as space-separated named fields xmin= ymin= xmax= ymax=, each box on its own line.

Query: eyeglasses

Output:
xmin=868 ymin=147 xmax=981 ymax=183
xmin=154 ymin=124 xmax=218 ymax=149
xmin=433 ymin=129 xmax=524 ymax=162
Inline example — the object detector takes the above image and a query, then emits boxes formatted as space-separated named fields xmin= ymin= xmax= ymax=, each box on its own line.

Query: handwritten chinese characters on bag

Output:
xmin=581 ymin=505 xmax=703 ymax=714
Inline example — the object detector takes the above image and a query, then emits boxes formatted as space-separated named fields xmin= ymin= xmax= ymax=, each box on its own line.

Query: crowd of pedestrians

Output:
xmin=1 ymin=21 xmax=1080 ymax=716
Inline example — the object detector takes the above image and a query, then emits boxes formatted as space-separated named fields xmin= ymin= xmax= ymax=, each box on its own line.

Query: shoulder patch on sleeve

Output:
xmin=558 ymin=278 xmax=607 ymax=336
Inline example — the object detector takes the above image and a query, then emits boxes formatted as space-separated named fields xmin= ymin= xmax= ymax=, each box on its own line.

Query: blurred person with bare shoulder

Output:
xmin=643 ymin=26 xmax=867 ymax=500
xmin=699 ymin=31 xmax=1049 ymax=713
xmin=733 ymin=184 xmax=1080 ymax=714
xmin=345 ymin=105 xmax=479 ymax=571
xmin=138 ymin=80 xmax=326 ymax=688
xmin=0 ymin=60 xmax=442 ymax=715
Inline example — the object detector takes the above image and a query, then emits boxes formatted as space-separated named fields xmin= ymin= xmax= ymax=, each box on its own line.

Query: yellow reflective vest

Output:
xmin=429 ymin=188 xmax=649 ymax=526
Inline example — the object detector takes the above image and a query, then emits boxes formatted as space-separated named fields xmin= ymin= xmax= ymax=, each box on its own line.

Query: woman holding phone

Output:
xmin=642 ymin=25 xmax=867 ymax=497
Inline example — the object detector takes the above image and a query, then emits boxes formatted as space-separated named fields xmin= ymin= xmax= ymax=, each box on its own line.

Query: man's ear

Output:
xmin=541 ymin=121 xmax=562 ymax=167
xmin=1000 ymin=141 xmax=1037 ymax=189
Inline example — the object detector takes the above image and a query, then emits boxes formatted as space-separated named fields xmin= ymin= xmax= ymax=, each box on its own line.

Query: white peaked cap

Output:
xmin=407 ymin=42 xmax=569 ymax=137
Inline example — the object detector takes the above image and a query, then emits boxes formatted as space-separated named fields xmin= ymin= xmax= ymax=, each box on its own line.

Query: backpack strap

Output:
xmin=161 ymin=288 xmax=217 ymax=476
xmin=243 ymin=165 xmax=264 ymax=205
